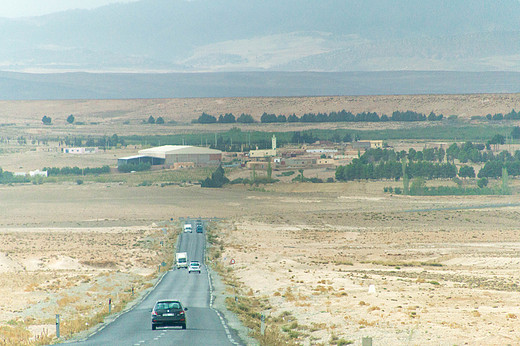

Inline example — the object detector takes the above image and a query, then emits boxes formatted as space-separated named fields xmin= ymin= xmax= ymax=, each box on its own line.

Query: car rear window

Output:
xmin=156 ymin=302 xmax=181 ymax=310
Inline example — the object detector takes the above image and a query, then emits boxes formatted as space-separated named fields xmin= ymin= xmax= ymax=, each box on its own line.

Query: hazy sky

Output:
xmin=0 ymin=0 xmax=138 ymax=18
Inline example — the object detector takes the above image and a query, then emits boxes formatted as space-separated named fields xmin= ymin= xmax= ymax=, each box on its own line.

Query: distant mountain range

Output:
xmin=1 ymin=0 xmax=520 ymax=73
xmin=1 ymin=71 xmax=520 ymax=100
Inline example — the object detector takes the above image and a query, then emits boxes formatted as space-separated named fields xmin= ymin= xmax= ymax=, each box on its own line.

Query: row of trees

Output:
xmin=335 ymin=159 xmax=458 ymax=181
xmin=0 ymin=168 xmax=30 ymax=184
xmin=337 ymin=142 xmax=520 ymax=181
xmin=194 ymin=112 xmax=255 ymax=124
xmin=146 ymin=116 xmax=165 ymax=124
xmin=362 ymin=141 xmax=518 ymax=167
xmin=118 ymin=163 xmax=151 ymax=173
xmin=43 ymin=166 xmax=110 ymax=176
xmin=53 ymin=134 xmax=125 ymax=148
xmin=41 ymin=114 xmax=76 ymax=125
xmin=194 ymin=110 xmax=444 ymax=124
xmin=484 ymin=109 xmax=520 ymax=121
xmin=337 ymin=156 xmax=520 ymax=181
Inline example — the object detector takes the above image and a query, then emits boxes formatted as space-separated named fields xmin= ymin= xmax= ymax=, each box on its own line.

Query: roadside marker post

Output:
xmin=260 ymin=313 xmax=265 ymax=335
xmin=56 ymin=314 xmax=60 ymax=339
xmin=109 ymin=298 xmax=112 ymax=314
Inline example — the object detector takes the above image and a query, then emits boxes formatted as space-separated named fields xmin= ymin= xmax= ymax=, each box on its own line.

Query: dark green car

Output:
xmin=151 ymin=300 xmax=187 ymax=330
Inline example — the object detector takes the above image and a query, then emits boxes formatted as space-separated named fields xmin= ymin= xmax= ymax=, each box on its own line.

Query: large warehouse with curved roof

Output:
xmin=118 ymin=145 xmax=222 ymax=167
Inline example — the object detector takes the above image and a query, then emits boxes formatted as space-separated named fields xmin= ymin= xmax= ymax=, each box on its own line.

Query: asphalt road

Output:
xmin=70 ymin=222 xmax=241 ymax=346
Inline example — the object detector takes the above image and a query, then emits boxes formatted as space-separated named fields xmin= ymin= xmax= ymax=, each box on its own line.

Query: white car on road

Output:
xmin=188 ymin=261 xmax=201 ymax=274
xmin=183 ymin=224 xmax=192 ymax=233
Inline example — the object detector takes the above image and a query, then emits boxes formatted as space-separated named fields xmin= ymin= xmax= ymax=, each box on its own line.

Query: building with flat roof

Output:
xmin=137 ymin=145 xmax=222 ymax=166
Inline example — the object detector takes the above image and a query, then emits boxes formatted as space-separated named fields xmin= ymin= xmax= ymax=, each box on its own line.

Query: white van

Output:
xmin=176 ymin=252 xmax=188 ymax=269
xmin=183 ymin=224 xmax=192 ymax=233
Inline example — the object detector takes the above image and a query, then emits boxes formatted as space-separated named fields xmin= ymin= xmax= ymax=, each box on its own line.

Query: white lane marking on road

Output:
xmin=207 ymin=269 xmax=240 ymax=345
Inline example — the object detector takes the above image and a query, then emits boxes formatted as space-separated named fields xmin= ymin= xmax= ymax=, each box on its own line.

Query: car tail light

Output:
xmin=152 ymin=311 xmax=158 ymax=316
xmin=179 ymin=311 xmax=184 ymax=315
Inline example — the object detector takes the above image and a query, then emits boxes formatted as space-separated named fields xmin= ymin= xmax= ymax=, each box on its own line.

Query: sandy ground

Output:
xmin=1 ymin=167 xmax=520 ymax=345
xmin=0 ymin=93 xmax=519 ymax=129
xmin=212 ymin=182 xmax=520 ymax=345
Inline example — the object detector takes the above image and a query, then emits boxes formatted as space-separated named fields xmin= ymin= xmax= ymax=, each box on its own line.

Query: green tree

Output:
xmin=147 ymin=116 xmax=156 ymax=124
xmin=260 ymin=113 xmax=278 ymax=123
xmin=298 ymin=169 xmax=304 ymax=182
xmin=458 ymin=165 xmax=475 ymax=178
xmin=402 ymin=158 xmax=409 ymax=195
xmin=201 ymin=165 xmax=229 ymax=188
xmin=42 ymin=116 xmax=52 ymax=125
xmin=197 ymin=112 xmax=217 ymax=124
xmin=512 ymin=126 xmax=520 ymax=139
xmin=66 ymin=114 xmax=75 ymax=124
xmin=489 ymin=134 xmax=505 ymax=145
xmin=156 ymin=117 xmax=164 ymax=124
xmin=287 ymin=114 xmax=299 ymax=123
xmin=410 ymin=177 xmax=426 ymax=195
xmin=502 ymin=166 xmax=510 ymax=194
xmin=477 ymin=177 xmax=488 ymax=188
xmin=237 ymin=113 xmax=254 ymax=123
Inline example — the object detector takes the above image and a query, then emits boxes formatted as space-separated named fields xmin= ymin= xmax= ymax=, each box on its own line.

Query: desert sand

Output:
xmin=217 ymin=182 xmax=520 ymax=345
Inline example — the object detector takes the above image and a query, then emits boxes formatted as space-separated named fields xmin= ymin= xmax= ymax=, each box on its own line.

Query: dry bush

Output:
xmin=283 ymin=287 xmax=296 ymax=302
xmin=0 ymin=325 xmax=32 ymax=345
xmin=57 ymin=295 xmax=80 ymax=308
xmin=358 ymin=319 xmax=376 ymax=327
xmin=33 ymin=329 xmax=53 ymax=346
xmin=310 ymin=322 xmax=327 ymax=332
xmin=24 ymin=283 xmax=39 ymax=292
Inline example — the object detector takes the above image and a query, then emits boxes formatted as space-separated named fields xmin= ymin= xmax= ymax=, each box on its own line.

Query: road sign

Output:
xmin=229 ymin=259 xmax=235 ymax=265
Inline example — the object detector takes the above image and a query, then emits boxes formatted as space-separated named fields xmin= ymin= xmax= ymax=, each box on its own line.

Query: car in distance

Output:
xmin=151 ymin=300 xmax=187 ymax=330
xmin=196 ymin=223 xmax=203 ymax=233
xmin=183 ymin=224 xmax=192 ymax=233
xmin=188 ymin=261 xmax=201 ymax=273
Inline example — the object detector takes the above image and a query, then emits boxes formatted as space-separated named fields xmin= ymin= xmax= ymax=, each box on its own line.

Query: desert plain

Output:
xmin=0 ymin=95 xmax=519 ymax=345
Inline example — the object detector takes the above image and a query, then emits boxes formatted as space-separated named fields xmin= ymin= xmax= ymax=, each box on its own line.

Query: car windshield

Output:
xmin=155 ymin=302 xmax=181 ymax=310
xmin=190 ymin=262 xmax=199 ymax=266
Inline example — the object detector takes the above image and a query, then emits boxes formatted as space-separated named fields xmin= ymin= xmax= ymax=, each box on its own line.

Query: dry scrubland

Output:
xmin=1 ymin=94 xmax=520 ymax=344
xmin=2 ymin=182 xmax=513 ymax=345
xmin=216 ymin=182 xmax=520 ymax=345
xmin=1 ymin=93 xmax=520 ymax=131
xmin=2 ymin=167 xmax=520 ymax=345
